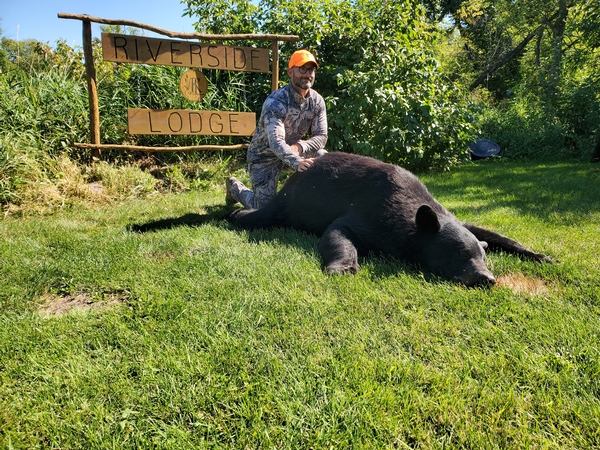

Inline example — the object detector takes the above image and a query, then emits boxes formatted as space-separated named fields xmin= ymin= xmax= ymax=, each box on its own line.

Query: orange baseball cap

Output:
xmin=288 ymin=50 xmax=319 ymax=69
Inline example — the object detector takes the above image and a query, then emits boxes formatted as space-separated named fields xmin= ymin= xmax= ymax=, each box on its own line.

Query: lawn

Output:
xmin=0 ymin=158 xmax=599 ymax=449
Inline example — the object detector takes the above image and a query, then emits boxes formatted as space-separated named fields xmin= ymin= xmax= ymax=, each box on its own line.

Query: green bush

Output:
xmin=476 ymin=97 xmax=567 ymax=159
xmin=330 ymin=48 xmax=477 ymax=170
xmin=184 ymin=0 xmax=478 ymax=170
xmin=556 ymin=79 xmax=600 ymax=158
xmin=476 ymin=79 xmax=600 ymax=161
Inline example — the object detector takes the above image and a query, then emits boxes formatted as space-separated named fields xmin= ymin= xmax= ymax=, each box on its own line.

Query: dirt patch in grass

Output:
xmin=497 ymin=273 xmax=549 ymax=296
xmin=39 ymin=291 xmax=129 ymax=316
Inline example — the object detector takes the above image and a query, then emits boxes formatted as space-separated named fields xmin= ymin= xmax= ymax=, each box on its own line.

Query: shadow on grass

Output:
xmin=245 ymin=226 xmax=432 ymax=283
xmin=127 ymin=205 xmax=233 ymax=233
xmin=128 ymin=205 xmax=434 ymax=284
xmin=427 ymin=161 xmax=600 ymax=225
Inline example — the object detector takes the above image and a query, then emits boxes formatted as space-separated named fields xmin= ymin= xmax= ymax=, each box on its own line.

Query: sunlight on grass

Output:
xmin=1 ymin=160 xmax=599 ymax=448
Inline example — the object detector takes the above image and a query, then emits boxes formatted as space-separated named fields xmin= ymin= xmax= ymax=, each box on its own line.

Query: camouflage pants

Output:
xmin=231 ymin=149 xmax=327 ymax=209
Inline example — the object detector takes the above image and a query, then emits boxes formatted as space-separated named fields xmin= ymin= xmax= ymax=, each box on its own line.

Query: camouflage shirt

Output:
xmin=247 ymin=84 xmax=328 ymax=171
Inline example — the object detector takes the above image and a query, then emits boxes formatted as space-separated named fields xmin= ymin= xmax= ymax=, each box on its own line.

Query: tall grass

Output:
xmin=0 ymin=44 xmax=251 ymax=214
xmin=0 ymin=65 xmax=88 ymax=156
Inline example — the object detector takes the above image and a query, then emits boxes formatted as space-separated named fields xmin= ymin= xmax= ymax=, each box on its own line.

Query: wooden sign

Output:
xmin=180 ymin=70 xmax=208 ymax=101
xmin=102 ymin=33 xmax=270 ymax=73
xmin=128 ymin=108 xmax=256 ymax=136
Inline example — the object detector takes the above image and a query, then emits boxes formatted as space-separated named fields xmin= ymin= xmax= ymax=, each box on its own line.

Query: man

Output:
xmin=226 ymin=49 xmax=328 ymax=209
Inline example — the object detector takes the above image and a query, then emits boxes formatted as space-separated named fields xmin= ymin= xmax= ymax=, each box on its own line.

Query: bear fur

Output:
xmin=225 ymin=152 xmax=550 ymax=286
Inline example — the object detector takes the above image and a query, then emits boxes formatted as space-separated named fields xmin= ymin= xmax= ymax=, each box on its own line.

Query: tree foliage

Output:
xmin=419 ymin=0 xmax=600 ymax=159
xmin=3 ymin=0 xmax=600 ymax=173
xmin=183 ymin=0 xmax=478 ymax=170
xmin=437 ymin=0 xmax=600 ymax=96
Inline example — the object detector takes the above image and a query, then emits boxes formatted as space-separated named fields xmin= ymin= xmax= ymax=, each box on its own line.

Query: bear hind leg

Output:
xmin=318 ymin=223 xmax=360 ymax=275
xmin=463 ymin=223 xmax=552 ymax=263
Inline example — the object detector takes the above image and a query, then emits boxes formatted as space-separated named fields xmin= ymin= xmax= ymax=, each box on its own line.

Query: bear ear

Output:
xmin=415 ymin=204 xmax=441 ymax=233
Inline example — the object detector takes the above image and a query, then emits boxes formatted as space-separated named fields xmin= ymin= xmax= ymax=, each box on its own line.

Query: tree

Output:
xmin=591 ymin=135 xmax=600 ymax=162
xmin=420 ymin=0 xmax=466 ymax=23
xmin=182 ymin=0 xmax=478 ymax=170
xmin=430 ymin=0 xmax=600 ymax=159
xmin=445 ymin=0 xmax=600 ymax=98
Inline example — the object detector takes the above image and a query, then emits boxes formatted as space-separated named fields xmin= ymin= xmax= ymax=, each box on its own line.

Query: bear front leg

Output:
xmin=318 ymin=222 xmax=360 ymax=275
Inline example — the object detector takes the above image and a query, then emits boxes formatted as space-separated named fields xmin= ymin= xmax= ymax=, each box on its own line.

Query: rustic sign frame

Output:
xmin=57 ymin=12 xmax=299 ymax=158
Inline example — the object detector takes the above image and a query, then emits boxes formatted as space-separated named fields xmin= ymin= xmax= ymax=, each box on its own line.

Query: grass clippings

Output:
xmin=496 ymin=273 xmax=550 ymax=296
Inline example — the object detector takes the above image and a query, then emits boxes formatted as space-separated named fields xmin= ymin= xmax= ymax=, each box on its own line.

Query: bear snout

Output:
xmin=457 ymin=271 xmax=496 ymax=288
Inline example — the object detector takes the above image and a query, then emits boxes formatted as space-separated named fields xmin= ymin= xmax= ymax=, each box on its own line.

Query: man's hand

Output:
xmin=297 ymin=158 xmax=315 ymax=172
xmin=291 ymin=143 xmax=314 ymax=172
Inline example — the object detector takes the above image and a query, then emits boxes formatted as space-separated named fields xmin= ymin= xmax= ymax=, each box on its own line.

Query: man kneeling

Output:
xmin=226 ymin=49 xmax=328 ymax=209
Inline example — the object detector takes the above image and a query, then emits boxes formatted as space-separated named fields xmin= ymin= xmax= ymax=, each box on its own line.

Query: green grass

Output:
xmin=1 ymin=159 xmax=599 ymax=449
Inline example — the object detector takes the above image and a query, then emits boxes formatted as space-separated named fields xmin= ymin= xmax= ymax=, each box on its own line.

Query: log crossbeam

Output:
xmin=57 ymin=12 xmax=298 ymax=157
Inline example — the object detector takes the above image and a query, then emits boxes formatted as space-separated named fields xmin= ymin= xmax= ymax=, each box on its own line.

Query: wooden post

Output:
xmin=271 ymin=40 xmax=279 ymax=92
xmin=82 ymin=20 xmax=101 ymax=159
xmin=58 ymin=13 xmax=299 ymax=154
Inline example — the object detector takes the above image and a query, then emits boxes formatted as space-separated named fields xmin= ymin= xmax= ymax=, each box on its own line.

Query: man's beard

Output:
xmin=292 ymin=74 xmax=314 ymax=90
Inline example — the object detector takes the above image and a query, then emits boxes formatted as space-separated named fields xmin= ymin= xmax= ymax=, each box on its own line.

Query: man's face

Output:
xmin=288 ymin=63 xmax=317 ymax=91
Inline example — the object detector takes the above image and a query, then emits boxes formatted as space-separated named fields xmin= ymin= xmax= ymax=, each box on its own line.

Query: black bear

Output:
xmin=225 ymin=152 xmax=550 ymax=286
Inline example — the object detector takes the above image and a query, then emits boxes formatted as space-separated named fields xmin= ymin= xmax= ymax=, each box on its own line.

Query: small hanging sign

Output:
xmin=180 ymin=70 xmax=208 ymax=101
